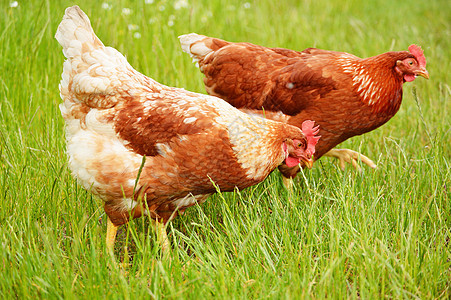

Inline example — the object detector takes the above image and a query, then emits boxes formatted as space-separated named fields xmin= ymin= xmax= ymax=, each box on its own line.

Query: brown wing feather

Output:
xmin=201 ymin=45 xmax=349 ymax=117
xmin=111 ymin=96 xmax=216 ymax=157
xmin=196 ymin=38 xmax=365 ymax=113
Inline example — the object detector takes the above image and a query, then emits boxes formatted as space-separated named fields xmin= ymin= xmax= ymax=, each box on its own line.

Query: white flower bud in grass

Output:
xmin=174 ymin=0 xmax=188 ymax=10
xmin=122 ymin=8 xmax=131 ymax=15
xmin=128 ymin=24 xmax=139 ymax=31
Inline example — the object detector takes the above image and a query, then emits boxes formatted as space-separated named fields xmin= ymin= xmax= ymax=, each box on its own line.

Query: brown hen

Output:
xmin=55 ymin=7 xmax=320 ymax=253
xmin=180 ymin=33 xmax=429 ymax=184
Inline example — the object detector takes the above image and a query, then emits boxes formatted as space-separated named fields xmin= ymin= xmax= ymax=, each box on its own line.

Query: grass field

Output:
xmin=0 ymin=0 xmax=450 ymax=298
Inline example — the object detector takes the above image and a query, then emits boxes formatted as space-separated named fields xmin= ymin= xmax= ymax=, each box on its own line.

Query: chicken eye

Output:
xmin=297 ymin=142 xmax=305 ymax=148
xmin=408 ymin=61 xmax=414 ymax=65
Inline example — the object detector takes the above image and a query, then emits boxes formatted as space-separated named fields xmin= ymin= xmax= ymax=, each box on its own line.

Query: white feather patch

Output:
xmin=183 ymin=117 xmax=197 ymax=124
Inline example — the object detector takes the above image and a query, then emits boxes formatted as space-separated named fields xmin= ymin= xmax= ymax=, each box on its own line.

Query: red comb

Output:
xmin=301 ymin=120 xmax=321 ymax=155
xmin=408 ymin=44 xmax=426 ymax=68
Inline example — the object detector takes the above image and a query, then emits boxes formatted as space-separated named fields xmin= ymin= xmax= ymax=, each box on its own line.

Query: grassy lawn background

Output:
xmin=0 ymin=0 xmax=449 ymax=298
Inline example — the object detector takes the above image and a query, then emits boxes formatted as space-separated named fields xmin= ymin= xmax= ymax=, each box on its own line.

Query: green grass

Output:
xmin=0 ymin=0 xmax=449 ymax=298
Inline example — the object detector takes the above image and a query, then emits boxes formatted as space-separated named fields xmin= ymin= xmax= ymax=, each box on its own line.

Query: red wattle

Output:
xmin=404 ymin=74 xmax=416 ymax=82
xmin=285 ymin=156 xmax=301 ymax=168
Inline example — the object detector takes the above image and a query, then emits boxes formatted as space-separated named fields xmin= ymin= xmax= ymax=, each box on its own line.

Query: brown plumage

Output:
xmin=55 ymin=6 xmax=320 ymax=252
xmin=180 ymin=33 xmax=429 ymax=180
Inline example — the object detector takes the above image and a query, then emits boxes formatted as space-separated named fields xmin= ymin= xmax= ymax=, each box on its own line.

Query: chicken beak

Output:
xmin=416 ymin=68 xmax=429 ymax=79
xmin=303 ymin=158 xmax=314 ymax=169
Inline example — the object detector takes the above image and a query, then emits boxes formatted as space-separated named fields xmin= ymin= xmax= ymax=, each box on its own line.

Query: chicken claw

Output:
xmin=324 ymin=149 xmax=376 ymax=171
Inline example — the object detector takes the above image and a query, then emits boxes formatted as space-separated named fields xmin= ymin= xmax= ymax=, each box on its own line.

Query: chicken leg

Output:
xmin=282 ymin=176 xmax=294 ymax=190
xmin=324 ymin=148 xmax=376 ymax=171
xmin=106 ymin=216 xmax=170 ymax=256
xmin=153 ymin=219 xmax=170 ymax=256
xmin=106 ymin=217 xmax=119 ymax=253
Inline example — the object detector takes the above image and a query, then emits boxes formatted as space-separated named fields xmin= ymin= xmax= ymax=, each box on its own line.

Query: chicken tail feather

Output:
xmin=55 ymin=6 xmax=140 ymax=110
xmin=179 ymin=33 xmax=213 ymax=64
xmin=55 ymin=5 xmax=103 ymax=58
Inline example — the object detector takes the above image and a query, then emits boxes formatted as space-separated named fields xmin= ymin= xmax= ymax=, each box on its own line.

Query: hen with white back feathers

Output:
xmin=55 ymin=6 xmax=319 ymax=253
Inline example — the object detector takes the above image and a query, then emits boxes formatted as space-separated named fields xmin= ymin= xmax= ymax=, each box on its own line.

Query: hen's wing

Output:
xmin=180 ymin=34 xmax=356 ymax=116
xmin=109 ymin=90 xmax=220 ymax=157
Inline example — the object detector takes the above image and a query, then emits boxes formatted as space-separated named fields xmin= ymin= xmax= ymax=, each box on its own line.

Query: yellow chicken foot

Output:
xmin=106 ymin=217 xmax=129 ymax=272
xmin=282 ymin=176 xmax=294 ymax=190
xmin=153 ymin=219 xmax=171 ymax=257
xmin=106 ymin=217 xmax=119 ymax=254
xmin=324 ymin=148 xmax=376 ymax=171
